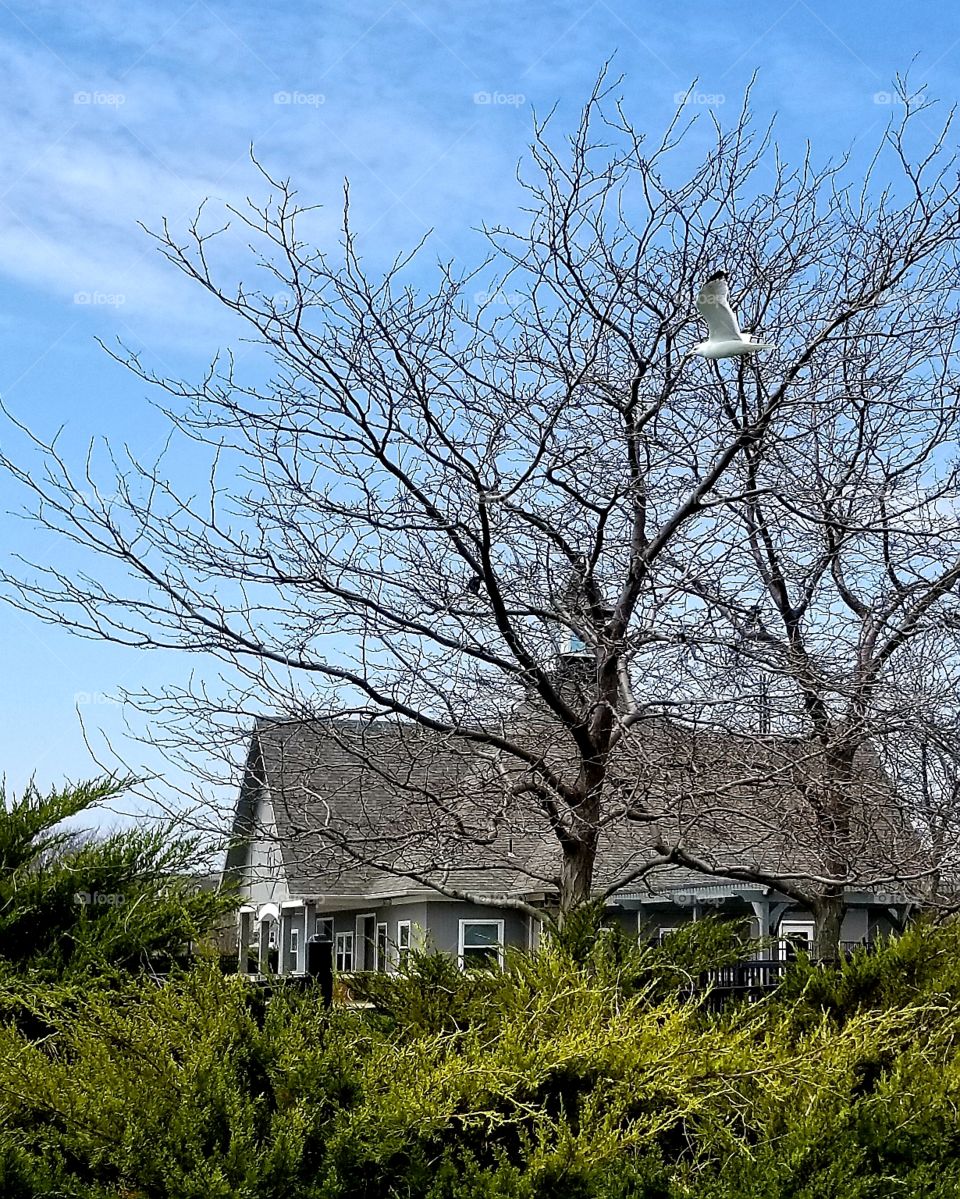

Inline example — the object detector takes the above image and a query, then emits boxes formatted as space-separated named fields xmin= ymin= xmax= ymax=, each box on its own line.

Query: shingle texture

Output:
xmin=227 ymin=710 xmax=921 ymax=903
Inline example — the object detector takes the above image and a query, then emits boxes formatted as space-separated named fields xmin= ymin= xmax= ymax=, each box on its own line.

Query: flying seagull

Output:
xmin=694 ymin=271 xmax=775 ymax=359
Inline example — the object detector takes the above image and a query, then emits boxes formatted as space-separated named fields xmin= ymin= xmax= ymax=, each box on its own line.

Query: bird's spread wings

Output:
xmin=697 ymin=276 xmax=744 ymax=342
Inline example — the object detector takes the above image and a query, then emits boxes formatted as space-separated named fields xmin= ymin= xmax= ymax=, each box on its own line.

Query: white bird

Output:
xmin=693 ymin=271 xmax=775 ymax=359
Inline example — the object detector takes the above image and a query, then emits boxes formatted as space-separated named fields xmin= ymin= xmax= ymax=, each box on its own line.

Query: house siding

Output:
xmin=421 ymin=901 xmax=527 ymax=960
xmin=296 ymin=899 xmax=528 ymax=970
xmin=241 ymin=787 xmax=291 ymax=910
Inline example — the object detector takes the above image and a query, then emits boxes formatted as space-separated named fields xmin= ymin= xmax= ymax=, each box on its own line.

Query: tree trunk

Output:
xmin=557 ymin=837 xmax=596 ymax=919
xmin=812 ymin=891 xmax=844 ymax=964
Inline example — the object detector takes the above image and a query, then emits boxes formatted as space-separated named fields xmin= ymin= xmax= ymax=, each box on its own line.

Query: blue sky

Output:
xmin=0 ymin=0 xmax=957 ymax=817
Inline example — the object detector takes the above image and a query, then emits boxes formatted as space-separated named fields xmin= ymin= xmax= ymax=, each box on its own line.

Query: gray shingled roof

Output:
xmin=247 ymin=717 xmax=540 ymax=897
xmin=228 ymin=710 xmax=922 ymax=904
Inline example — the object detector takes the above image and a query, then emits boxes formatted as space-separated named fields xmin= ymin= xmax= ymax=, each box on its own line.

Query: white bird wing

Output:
xmin=697 ymin=276 xmax=745 ymax=342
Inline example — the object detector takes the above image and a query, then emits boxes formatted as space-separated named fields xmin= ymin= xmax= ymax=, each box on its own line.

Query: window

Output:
xmin=289 ymin=929 xmax=300 ymax=973
xmin=458 ymin=920 xmax=504 ymax=970
xmin=314 ymin=916 xmax=334 ymax=941
xmin=396 ymin=920 xmax=412 ymax=969
xmin=778 ymin=920 xmax=814 ymax=961
xmin=335 ymin=931 xmax=354 ymax=972
xmin=267 ymin=923 xmax=278 ymax=948
xmin=376 ymin=923 xmax=388 ymax=972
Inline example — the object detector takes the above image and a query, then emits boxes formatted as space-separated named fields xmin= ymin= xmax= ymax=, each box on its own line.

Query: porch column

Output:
xmin=769 ymin=902 xmax=790 ymax=934
xmin=279 ymin=909 xmax=294 ymax=976
xmin=749 ymin=899 xmax=789 ymax=953
xmin=238 ymin=910 xmax=253 ymax=973
xmin=298 ymin=902 xmax=310 ymax=972
xmin=749 ymin=898 xmax=771 ymax=939
xmin=258 ymin=920 xmax=272 ymax=973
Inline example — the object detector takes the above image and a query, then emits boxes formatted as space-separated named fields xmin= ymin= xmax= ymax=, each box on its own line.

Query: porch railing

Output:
xmin=691 ymin=939 xmax=876 ymax=1004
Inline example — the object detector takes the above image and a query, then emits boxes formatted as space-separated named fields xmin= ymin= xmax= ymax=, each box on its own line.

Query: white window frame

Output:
xmin=335 ymin=931 xmax=354 ymax=972
xmin=376 ymin=922 xmax=388 ymax=972
xmin=289 ymin=928 xmax=300 ymax=972
xmin=777 ymin=919 xmax=815 ymax=960
xmin=458 ymin=918 xmax=505 ymax=970
xmin=314 ymin=916 xmax=334 ymax=941
xmin=395 ymin=920 xmax=412 ymax=970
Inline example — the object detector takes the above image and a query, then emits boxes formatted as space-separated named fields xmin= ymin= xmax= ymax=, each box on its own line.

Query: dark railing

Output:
xmin=691 ymin=940 xmax=876 ymax=1006
xmin=692 ymin=959 xmax=787 ymax=1004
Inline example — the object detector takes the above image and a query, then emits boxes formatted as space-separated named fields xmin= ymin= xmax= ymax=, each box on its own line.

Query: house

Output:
xmin=222 ymin=697 xmax=918 ymax=975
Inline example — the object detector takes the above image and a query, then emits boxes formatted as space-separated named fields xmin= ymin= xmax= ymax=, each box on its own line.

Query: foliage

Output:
xmin=0 ymin=777 xmax=238 ymax=981
xmin=774 ymin=914 xmax=959 ymax=1022
xmin=2 ymin=922 xmax=960 ymax=1195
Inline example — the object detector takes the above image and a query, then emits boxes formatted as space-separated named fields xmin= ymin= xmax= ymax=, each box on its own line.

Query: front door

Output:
xmin=356 ymin=914 xmax=377 ymax=971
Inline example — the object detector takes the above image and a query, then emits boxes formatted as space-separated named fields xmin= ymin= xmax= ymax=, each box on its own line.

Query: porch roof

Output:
xmin=613 ymin=881 xmax=908 ymax=908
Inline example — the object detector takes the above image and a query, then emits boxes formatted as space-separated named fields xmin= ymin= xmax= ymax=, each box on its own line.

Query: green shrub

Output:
xmin=773 ymin=916 xmax=959 ymax=1022
xmin=0 ymin=921 xmax=959 ymax=1196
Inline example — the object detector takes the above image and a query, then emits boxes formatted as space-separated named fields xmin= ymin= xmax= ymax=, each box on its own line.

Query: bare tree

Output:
xmin=3 ymin=75 xmax=960 ymax=941
xmin=653 ymin=96 xmax=960 ymax=956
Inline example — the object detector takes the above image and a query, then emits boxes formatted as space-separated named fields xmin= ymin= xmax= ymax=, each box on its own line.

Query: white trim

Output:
xmin=376 ymin=922 xmax=388 ymax=972
xmin=457 ymin=918 xmax=505 ymax=970
xmin=777 ymin=919 xmax=815 ymax=960
xmin=355 ymin=912 xmax=376 ymax=972
xmin=335 ymin=931 xmax=354 ymax=972
xmin=396 ymin=919 xmax=412 ymax=963
xmin=360 ymin=888 xmax=530 ymax=903
xmin=313 ymin=915 xmax=334 ymax=941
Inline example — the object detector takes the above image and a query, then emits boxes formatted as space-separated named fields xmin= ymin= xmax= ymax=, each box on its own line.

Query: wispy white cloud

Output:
xmin=1 ymin=0 xmax=958 ymax=800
